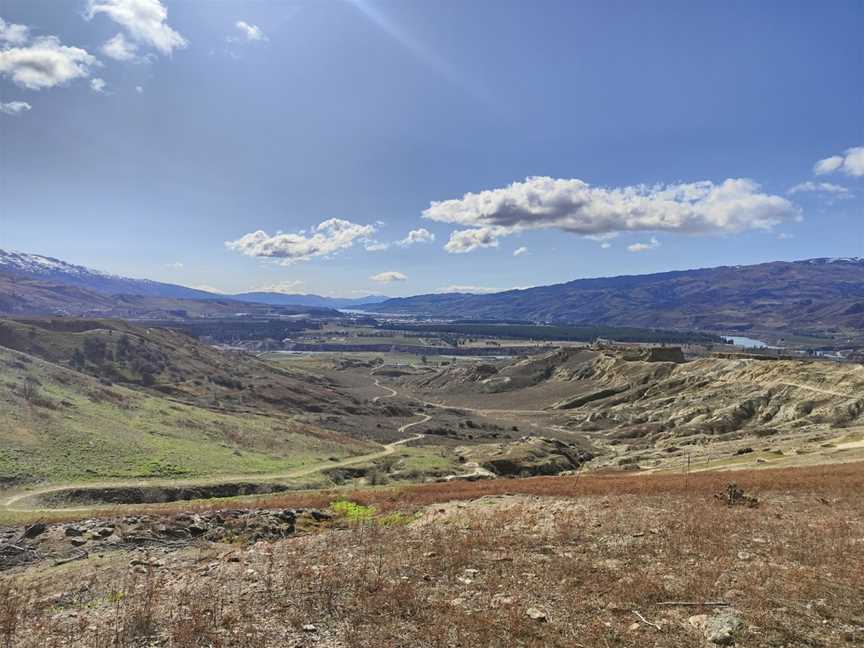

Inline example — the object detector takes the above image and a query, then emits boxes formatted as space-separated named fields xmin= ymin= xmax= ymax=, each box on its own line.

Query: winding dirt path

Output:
xmin=0 ymin=412 xmax=432 ymax=513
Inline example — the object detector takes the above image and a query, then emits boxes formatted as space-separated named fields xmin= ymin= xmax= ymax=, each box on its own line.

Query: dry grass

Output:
xmin=2 ymin=462 xmax=863 ymax=647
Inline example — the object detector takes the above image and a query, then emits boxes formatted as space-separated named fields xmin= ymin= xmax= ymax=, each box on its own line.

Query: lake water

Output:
xmin=724 ymin=335 xmax=770 ymax=348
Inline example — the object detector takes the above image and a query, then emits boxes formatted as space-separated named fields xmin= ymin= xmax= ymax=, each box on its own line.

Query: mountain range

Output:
xmin=359 ymin=258 xmax=864 ymax=339
xmin=2 ymin=250 xmax=863 ymax=339
xmin=0 ymin=250 xmax=385 ymax=312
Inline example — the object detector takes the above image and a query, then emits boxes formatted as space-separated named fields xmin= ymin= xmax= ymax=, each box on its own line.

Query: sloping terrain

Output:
xmin=0 ymin=318 xmax=370 ymax=416
xmin=0 ymin=273 xmax=339 ymax=318
xmin=399 ymin=347 xmax=864 ymax=466
xmin=0 ymin=345 xmax=374 ymax=487
xmin=0 ymin=249 xmax=384 ymax=310
xmin=364 ymin=258 xmax=864 ymax=338
xmin=2 ymin=463 xmax=862 ymax=647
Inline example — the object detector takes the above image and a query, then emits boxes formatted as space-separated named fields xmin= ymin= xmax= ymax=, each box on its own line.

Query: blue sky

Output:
xmin=1 ymin=0 xmax=862 ymax=297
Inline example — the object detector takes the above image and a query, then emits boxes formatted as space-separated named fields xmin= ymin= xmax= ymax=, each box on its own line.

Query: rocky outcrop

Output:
xmin=0 ymin=508 xmax=332 ymax=572
xmin=459 ymin=437 xmax=593 ymax=477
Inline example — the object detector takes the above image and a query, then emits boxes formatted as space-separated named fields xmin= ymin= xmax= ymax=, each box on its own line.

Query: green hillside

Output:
xmin=0 ymin=346 xmax=374 ymax=488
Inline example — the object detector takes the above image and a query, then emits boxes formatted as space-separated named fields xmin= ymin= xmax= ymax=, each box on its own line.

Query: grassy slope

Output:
xmin=0 ymin=346 xmax=374 ymax=487
xmin=0 ymin=318 xmax=370 ymax=416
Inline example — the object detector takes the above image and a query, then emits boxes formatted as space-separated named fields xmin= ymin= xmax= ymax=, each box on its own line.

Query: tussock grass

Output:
xmin=3 ymin=473 xmax=862 ymax=646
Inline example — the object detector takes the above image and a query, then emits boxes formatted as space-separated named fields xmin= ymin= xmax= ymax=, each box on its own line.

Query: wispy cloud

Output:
xmin=436 ymin=284 xmax=501 ymax=294
xmin=90 ymin=77 xmax=107 ymax=93
xmin=101 ymin=32 xmax=139 ymax=61
xmin=788 ymin=181 xmax=851 ymax=197
xmin=232 ymin=21 xmax=268 ymax=42
xmin=249 ymin=280 xmax=305 ymax=294
xmin=370 ymin=271 xmax=407 ymax=283
xmin=627 ymin=236 xmax=661 ymax=253
xmin=513 ymin=246 xmax=528 ymax=257
xmin=0 ymin=100 xmax=31 ymax=115
xmin=0 ymin=18 xmax=29 ymax=46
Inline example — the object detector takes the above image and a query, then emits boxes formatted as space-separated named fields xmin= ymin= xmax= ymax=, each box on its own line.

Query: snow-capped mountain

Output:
xmin=0 ymin=250 xmax=218 ymax=300
xmin=0 ymin=250 xmax=387 ymax=308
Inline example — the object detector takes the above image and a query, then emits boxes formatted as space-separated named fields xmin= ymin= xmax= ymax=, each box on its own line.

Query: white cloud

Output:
xmin=101 ymin=32 xmax=139 ymax=61
xmin=86 ymin=0 xmax=187 ymax=55
xmin=249 ymin=280 xmax=305 ymax=294
xmin=600 ymin=242 xmax=612 ymax=249
xmin=425 ymin=176 xmax=799 ymax=253
xmin=135 ymin=85 xmax=143 ymax=93
xmin=190 ymin=284 xmax=224 ymax=294
xmin=436 ymin=285 xmax=500 ymax=294
xmin=0 ymin=18 xmax=28 ymax=45
xmin=0 ymin=36 xmax=97 ymax=90
xmin=165 ymin=261 xmax=184 ymax=269
xmin=777 ymin=233 xmax=795 ymax=240
xmin=366 ymin=227 xmax=435 ymax=251
xmin=370 ymin=271 xmax=407 ymax=283
xmin=234 ymin=21 xmax=268 ymax=42
xmin=397 ymin=227 xmax=435 ymax=246
xmin=814 ymin=156 xmax=843 ymax=175
xmin=226 ymin=218 xmax=377 ymax=264
xmin=788 ymin=181 xmax=851 ymax=196
xmin=513 ymin=246 xmax=528 ymax=257
xmin=0 ymin=100 xmax=31 ymax=115
xmin=444 ymin=226 xmax=508 ymax=253
xmin=90 ymin=77 xmax=107 ymax=93
xmin=627 ymin=237 xmax=660 ymax=253
xmin=813 ymin=146 xmax=864 ymax=178
xmin=364 ymin=241 xmax=390 ymax=252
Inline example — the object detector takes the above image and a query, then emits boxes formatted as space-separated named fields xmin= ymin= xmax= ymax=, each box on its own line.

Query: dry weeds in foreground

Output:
xmin=2 ymin=465 xmax=863 ymax=647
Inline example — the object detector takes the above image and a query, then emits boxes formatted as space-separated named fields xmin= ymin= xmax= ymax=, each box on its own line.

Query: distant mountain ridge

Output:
xmin=0 ymin=250 xmax=385 ymax=309
xmin=358 ymin=257 xmax=864 ymax=337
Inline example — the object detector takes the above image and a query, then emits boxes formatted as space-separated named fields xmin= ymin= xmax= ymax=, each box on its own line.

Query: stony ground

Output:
xmin=2 ymin=463 xmax=862 ymax=647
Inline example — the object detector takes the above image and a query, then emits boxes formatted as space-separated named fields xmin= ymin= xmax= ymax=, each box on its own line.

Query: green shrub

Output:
xmin=329 ymin=499 xmax=375 ymax=523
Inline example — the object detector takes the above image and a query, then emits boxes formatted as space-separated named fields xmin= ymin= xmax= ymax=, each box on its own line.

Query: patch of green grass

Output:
xmin=0 ymin=347 xmax=371 ymax=488
xmin=329 ymin=498 xmax=376 ymax=522
xmin=377 ymin=511 xmax=418 ymax=527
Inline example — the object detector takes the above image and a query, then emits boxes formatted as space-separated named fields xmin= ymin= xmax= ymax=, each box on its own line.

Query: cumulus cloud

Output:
xmin=234 ymin=21 xmax=268 ymax=42
xmin=0 ymin=36 xmax=97 ymax=90
xmin=0 ymin=100 xmax=31 ymax=115
xmin=788 ymin=181 xmax=851 ymax=196
xmin=813 ymin=146 xmax=864 ymax=178
xmin=86 ymin=0 xmax=187 ymax=55
xmin=226 ymin=218 xmax=377 ymax=264
xmin=90 ymin=77 xmax=107 ymax=93
xmin=398 ymin=227 xmax=435 ymax=246
xmin=425 ymin=176 xmax=799 ymax=253
xmin=444 ymin=226 xmax=509 ymax=253
xmin=513 ymin=246 xmax=528 ymax=257
xmin=0 ymin=18 xmax=28 ymax=45
xmin=627 ymin=237 xmax=661 ymax=253
xmin=370 ymin=271 xmax=407 ymax=283
xmin=101 ymin=32 xmax=138 ymax=61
